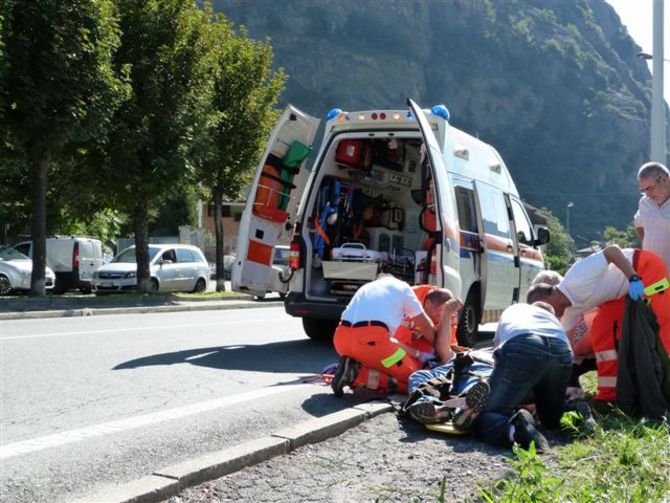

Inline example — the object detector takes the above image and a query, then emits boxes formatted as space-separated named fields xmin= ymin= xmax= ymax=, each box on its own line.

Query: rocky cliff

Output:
xmin=213 ymin=0 xmax=668 ymax=241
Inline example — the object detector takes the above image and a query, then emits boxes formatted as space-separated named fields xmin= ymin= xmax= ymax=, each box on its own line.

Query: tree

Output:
xmin=98 ymin=0 xmax=214 ymax=292
xmin=541 ymin=207 xmax=575 ymax=275
xmin=192 ymin=16 xmax=285 ymax=291
xmin=0 ymin=0 xmax=127 ymax=295
xmin=602 ymin=223 xmax=640 ymax=249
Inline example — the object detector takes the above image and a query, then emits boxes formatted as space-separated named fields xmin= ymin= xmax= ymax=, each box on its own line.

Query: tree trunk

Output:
xmin=28 ymin=147 xmax=50 ymax=297
xmin=133 ymin=205 xmax=152 ymax=293
xmin=213 ymin=185 xmax=226 ymax=292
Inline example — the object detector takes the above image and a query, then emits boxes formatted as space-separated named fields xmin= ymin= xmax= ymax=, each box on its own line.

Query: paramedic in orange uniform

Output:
xmin=528 ymin=245 xmax=670 ymax=401
xmin=345 ymin=285 xmax=462 ymax=394
xmin=331 ymin=275 xmax=459 ymax=397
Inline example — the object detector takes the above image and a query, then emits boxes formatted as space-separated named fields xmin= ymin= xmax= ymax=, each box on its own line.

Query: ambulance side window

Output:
xmin=455 ymin=187 xmax=478 ymax=233
xmin=477 ymin=183 xmax=511 ymax=239
xmin=511 ymin=199 xmax=534 ymax=244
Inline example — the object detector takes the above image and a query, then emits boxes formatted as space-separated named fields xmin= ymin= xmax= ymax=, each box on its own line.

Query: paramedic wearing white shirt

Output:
xmin=331 ymin=274 xmax=449 ymax=397
xmin=528 ymin=245 xmax=641 ymax=331
xmin=635 ymin=162 xmax=670 ymax=270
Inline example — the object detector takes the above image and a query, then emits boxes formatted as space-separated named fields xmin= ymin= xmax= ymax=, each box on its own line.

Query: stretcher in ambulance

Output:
xmin=232 ymin=99 xmax=549 ymax=345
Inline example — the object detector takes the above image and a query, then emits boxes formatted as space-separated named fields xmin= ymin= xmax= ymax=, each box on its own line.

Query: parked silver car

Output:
xmin=92 ymin=244 xmax=210 ymax=294
xmin=0 ymin=246 xmax=56 ymax=295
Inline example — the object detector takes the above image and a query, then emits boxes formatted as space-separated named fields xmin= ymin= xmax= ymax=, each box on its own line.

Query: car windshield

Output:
xmin=112 ymin=246 xmax=161 ymax=263
xmin=0 ymin=246 xmax=30 ymax=261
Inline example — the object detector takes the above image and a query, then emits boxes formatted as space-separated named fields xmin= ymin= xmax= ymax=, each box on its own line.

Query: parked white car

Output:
xmin=92 ymin=244 xmax=210 ymax=294
xmin=0 ymin=246 xmax=56 ymax=295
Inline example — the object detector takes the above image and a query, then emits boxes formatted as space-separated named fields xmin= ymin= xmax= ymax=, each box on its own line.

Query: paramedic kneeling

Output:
xmin=471 ymin=302 xmax=574 ymax=453
xmin=331 ymin=274 xmax=451 ymax=397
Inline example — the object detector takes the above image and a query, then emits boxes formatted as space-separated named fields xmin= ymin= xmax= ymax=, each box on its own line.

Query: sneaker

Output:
xmin=510 ymin=409 xmax=550 ymax=453
xmin=331 ymin=356 xmax=360 ymax=397
xmin=406 ymin=400 xmax=451 ymax=424
xmin=571 ymin=400 xmax=597 ymax=434
xmin=452 ymin=380 xmax=490 ymax=431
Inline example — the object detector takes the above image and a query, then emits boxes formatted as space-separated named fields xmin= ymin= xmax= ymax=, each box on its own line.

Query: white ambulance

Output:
xmin=232 ymin=99 xmax=549 ymax=345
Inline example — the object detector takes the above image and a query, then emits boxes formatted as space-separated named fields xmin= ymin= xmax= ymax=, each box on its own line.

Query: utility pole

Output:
xmin=650 ymin=0 xmax=665 ymax=162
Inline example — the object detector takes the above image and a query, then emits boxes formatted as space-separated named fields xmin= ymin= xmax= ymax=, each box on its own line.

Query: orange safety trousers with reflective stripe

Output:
xmin=333 ymin=324 xmax=421 ymax=393
xmin=591 ymin=250 xmax=670 ymax=401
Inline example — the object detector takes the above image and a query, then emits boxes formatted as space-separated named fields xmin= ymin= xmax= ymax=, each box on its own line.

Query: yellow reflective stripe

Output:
xmin=644 ymin=278 xmax=669 ymax=296
xmin=595 ymin=350 xmax=618 ymax=363
xmin=381 ymin=348 xmax=406 ymax=368
xmin=598 ymin=376 xmax=617 ymax=387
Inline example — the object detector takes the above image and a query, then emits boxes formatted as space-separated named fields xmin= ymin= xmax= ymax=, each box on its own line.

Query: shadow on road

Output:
xmin=112 ymin=339 xmax=338 ymax=376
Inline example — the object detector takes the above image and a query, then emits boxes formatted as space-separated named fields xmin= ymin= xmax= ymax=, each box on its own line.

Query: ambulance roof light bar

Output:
xmin=325 ymin=104 xmax=451 ymax=123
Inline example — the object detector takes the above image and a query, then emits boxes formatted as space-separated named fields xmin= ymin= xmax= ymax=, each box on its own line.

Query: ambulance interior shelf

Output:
xmin=252 ymin=140 xmax=312 ymax=223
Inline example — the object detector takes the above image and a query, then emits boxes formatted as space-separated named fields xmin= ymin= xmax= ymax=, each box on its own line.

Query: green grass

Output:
xmin=478 ymin=373 xmax=670 ymax=502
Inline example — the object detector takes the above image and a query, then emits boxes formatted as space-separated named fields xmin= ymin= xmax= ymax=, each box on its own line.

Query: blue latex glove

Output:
xmin=629 ymin=279 xmax=645 ymax=301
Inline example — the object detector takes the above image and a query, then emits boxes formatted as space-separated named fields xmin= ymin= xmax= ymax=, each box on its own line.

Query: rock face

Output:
xmin=213 ymin=0 xmax=668 ymax=240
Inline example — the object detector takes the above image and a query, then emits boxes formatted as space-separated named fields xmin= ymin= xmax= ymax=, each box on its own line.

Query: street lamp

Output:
xmin=566 ymin=202 xmax=574 ymax=237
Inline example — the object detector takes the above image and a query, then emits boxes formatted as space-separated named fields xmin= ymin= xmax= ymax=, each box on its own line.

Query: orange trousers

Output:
xmin=591 ymin=249 xmax=670 ymax=401
xmin=333 ymin=324 xmax=421 ymax=393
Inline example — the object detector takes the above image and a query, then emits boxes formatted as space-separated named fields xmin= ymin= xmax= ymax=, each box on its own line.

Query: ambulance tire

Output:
xmin=456 ymin=290 xmax=480 ymax=348
xmin=302 ymin=317 xmax=337 ymax=342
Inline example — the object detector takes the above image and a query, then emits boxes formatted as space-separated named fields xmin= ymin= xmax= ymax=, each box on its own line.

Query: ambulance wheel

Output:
xmin=456 ymin=291 xmax=480 ymax=348
xmin=302 ymin=317 xmax=337 ymax=342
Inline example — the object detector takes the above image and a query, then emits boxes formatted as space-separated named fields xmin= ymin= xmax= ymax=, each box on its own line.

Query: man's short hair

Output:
xmin=425 ymin=288 xmax=453 ymax=306
xmin=638 ymin=161 xmax=669 ymax=181
xmin=526 ymin=283 xmax=555 ymax=304
xmin=531 ymin=270 xmax=563 ymax=287
xmin=532 ymin=301 xmax=555 ymax=315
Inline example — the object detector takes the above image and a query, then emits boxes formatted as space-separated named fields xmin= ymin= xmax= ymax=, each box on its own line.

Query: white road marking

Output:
xmin=0 ymin=318 xmax=291 ymax=341
xmin=0 ymin=383 xmax=315 ymax=460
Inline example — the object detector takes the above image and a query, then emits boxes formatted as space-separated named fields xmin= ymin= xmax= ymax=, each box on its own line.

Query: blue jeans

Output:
xmin=472 ymin=333 xmax=573 ymax=447
xmin=407 ymin=361 xmax=494 ymax=404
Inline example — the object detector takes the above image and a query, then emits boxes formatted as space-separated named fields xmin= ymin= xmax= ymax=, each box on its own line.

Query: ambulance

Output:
xmin=232 ymin=99 xmax=549 ymax=346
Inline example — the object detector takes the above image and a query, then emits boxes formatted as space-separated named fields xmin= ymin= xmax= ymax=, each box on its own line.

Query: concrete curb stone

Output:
xmin=70 ymin=400 xmax=395 ymax=503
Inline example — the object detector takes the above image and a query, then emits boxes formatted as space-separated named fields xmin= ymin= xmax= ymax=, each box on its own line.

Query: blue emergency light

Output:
xmin=431 ymin=104 xmax=450 ymax=122
xmin=326 ymin=108 xmax=342 ymax=120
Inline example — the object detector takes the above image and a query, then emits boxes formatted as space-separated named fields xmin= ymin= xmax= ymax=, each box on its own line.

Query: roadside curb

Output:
xmin=71 ymin=400 xmax=396 ymax=503
xmin=0 ymin=300 xmax=284 ymax=321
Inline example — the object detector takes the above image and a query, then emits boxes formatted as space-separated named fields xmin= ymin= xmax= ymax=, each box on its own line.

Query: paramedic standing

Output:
xmin=331 ymin=274 xmax=454 ymax=397
xmin=635 ymin=162 xmax=670 ymax=269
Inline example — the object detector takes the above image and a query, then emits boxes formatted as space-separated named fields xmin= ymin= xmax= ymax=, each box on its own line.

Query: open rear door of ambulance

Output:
xmin=407 ymin=99 xmax=461 ymax=294
xmin=232 ymin=105 xmax=320 ymax=297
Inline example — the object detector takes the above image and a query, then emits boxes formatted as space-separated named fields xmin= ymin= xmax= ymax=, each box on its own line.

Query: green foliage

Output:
xmin=97 ymin=0 xmax=215 ymax=290
xmin=540 ymin=207 xmax=575 ymax=275
xmin=61 ymin=208 xmax=123 ymax=249
xmin=602 ymin=222 xmax=640 ymax=248
xmin=480 ymin=444 xmax=564 ymax=502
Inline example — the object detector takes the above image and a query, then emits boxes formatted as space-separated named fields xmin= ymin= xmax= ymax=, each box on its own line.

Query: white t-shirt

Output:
xmin=634 ymin=195 xmax=670 ymax=270
xmin=557 ymin=248 xmax=635 ymax=330
xmin=341 ymin=276 xmax=424 ymax=335
xmin=494 ymin=303 xmax=569 ymax=348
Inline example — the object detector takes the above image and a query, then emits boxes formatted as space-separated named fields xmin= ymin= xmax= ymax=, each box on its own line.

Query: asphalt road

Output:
xmin=0 ymin=307 xmax=362 ymax=503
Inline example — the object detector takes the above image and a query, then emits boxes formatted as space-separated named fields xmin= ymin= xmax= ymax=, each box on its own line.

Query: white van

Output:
xmin=12 ymin=236 xmax=104 ymax=293
xmin=232 ymin=100 xmax=549 ymax=345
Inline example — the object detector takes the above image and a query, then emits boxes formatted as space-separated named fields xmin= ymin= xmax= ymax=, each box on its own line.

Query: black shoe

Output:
xmin=511 ymin=409 xmax=550 ymax=453
xmin=572 ymin=400 xmax=597 ymax=434
xmin=331 ymin=356 xmax=360 ymax=397
xmin=453 ymin=380 xmax=490 ymax=431
xmin=407 ymin=400 xmax=445 ymax=424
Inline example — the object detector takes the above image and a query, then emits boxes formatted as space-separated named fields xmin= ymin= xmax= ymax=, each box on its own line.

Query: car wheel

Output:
xmin=149 ymin=278 xmax=159 ymax=292
xmin=193 ymin=278 xmax=206 ymax=293
xmin=456 ymin=288 xmax=480 ymax=348
xmin=0 ymin=274 xmax=12 ymax=295
xmin=302 ymin=317 xmax=338 ymax=342
xmin=254 ymin=294 xmax=265 ymax=300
